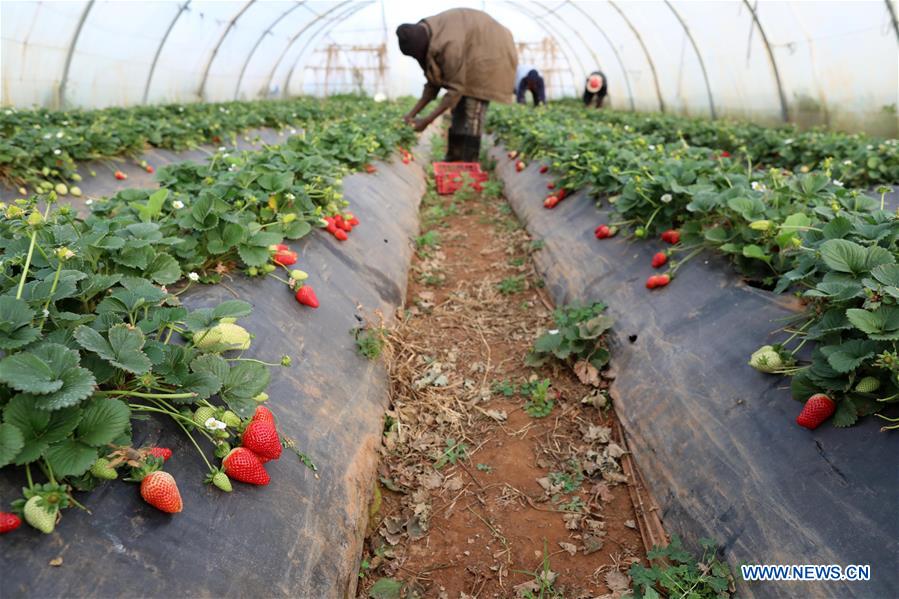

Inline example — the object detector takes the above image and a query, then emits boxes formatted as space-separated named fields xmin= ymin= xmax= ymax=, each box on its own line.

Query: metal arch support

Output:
xmin=144 ymin=1 xmax=191 ymax=104
xmin=260 ymin=0 xmax=353 ymax=98
xmin=524 ymin=1 xmax=589 ymax=83
xmin=884 ymin=0 xmax=899 ymax=41
xmin=282 ymin=2 xmax=374 ymax=97
xmin=607 ymin=0 xmax=666 ymax=113
xmin=499 ymin=1 xmax=579 ymax=95
xmin=197 ymin=0 xmax=257 ymax=101
xmin=741 ymin=0 xmax=789 ymax=122
xmin=58 ymin=0 xmax=95 ymax=108
xmin=564 ymin=0 xmax=635 ymax=111
xmin=664 ymin=0 xmax=716 ymax=118
xmin=530 ymin=1 xmax=601 ymax=80
xmin=234 ymin=1 xmax=306 ymax=100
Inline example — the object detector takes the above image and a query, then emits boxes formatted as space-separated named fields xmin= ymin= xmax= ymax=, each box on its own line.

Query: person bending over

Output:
xmin=396 ymin=8 xmax=517 ymax=161
xmin=583 ymin=71 xmax=608 ymax=108
xmin=516 ymin=67 xmax=546 ymax=107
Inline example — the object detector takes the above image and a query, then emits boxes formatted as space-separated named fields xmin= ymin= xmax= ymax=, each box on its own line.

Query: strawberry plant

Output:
xmin=527 ymin=302 xmax=614 ymax=372
xmin=491 ymin=103 xmax=898 ymax=429
xmin=0 ymin=95 xmax=420 ymax=533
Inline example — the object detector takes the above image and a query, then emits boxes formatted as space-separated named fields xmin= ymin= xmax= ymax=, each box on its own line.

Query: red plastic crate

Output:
xmin=433 ymin=162 xmax=488 ymax=195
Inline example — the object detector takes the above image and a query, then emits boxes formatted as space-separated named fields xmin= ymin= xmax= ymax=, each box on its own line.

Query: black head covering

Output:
xmin=396 ymin=23 xmax=429 ymax=69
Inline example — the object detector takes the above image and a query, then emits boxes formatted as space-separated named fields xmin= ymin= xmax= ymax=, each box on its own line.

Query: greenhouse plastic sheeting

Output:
xmin=490 ymin=146 xmax=899 ymax=599
xmin=0 ymin=138 xmax=427 ymax=598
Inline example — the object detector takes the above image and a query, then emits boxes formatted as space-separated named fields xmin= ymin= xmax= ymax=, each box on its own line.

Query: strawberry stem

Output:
xmin=127 ymin=404 xmax=216 ymax=443
xmin=226 ymin=357 xmax=282 ymax=367
xmin=15 ymin=229 xmax=38 ymax=300
xmin=105 ymin=390 xmax=198 ymax=400
xmin=25 ymin=463 xmax=34 ymax=490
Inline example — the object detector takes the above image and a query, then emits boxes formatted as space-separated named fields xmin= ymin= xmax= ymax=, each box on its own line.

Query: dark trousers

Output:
xmin=446 ymin=96 xmax=489 ymax=162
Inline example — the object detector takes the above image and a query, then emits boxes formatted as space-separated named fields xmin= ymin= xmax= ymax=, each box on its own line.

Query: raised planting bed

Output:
xmin=490 ymin=146 xmax=899 ymax=599
xmin=0 ymin=112 xmax=427 ymax=597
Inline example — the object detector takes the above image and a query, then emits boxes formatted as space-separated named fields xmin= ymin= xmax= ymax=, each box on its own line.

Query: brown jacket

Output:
xmin=421 ymin=8 xmax=517 ymax=106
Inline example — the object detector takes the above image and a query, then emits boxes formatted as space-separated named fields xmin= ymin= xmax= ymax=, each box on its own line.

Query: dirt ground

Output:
xmin=358 ymin=140 xmax=657 ymax=598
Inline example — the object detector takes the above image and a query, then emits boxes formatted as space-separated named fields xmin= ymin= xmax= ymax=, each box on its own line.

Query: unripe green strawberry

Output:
xmin=749 ymin=350 xmax=782 ymax=373
xmin=23 ymin=496 xmax=56 ymax=534
xmin=855 ymin=376 xmax=880 ymax=393
xmin=262 ymin=264 xmax=276 ymax=273
xmin=90 ymin=458 xmax=118 ymax=480
xmin=222 ymin=410 xmax=242 ymax=428
xmin=209 ymin=471 xmax=233 ymax=493
xmin=247 ymin=267 xmax=258 ymax=276
xmin=254 ymin=392 xmax=269 ymax=403
xmin=193 ymin=406 xmax=216 ymax=427
xmin=634 ymin=227 xmax=646 ymax=238
xmin=71 ymin=173 xmax=82 ymax=182
xmin=70 ymin=186 xmax=82 ymax=197
xmin=54 ymin=183 xmax=68 ymax=196
xmin=193 ymin=322 xmax=251 ymax=351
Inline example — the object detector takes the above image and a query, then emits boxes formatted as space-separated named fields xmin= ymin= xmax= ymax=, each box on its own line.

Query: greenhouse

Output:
xmin=0 ymin=1 xmax=897 ymax=598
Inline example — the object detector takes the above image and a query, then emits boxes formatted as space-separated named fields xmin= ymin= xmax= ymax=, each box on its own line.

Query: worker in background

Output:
xmin=396 ymin=8 xmax=517 ymax=161
xmin=583 ymin=71 xmax=608 ymax=108
xmin=515 ymin=66 xmax=546 ymax=107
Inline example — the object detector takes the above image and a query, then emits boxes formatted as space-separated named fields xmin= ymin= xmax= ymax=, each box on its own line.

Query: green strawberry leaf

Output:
xmin=220 ymin=361 xmax=269 ymax=417
xmin=0 ymin=422 xmax=25 ymax=468
xmin=147 ymin=253 xmax=181 ymax=285
xmin=0 ymin=343 xmax=79 ymax=394
xmin=237 ymin=244 xmax=270 ymax=267
xmin=283 ymin=220 xmax=312 ymax=239
xmin=212 ymin=300 xmax=252 ymax=320
xmin=23 ymin=367 xmax=97 ymax=410
xmin=44 ymin=439 xmax=98 ymax=477
xmin=820 ymin=340 xmax=878 ymax=373
xmin=832 ymin=397 xmax=859 ymax=428
xmin=368 ymin=577 xmax=405 ymax=599
xmin=819 ymin=239 xmax=868 ymax=275
xmin=0 ymin=296 xmax=40 ymax=350
xmin=181 ymin=372 xmax=221 ymax=402
xmin=191 ymin=353 xmax=230 ymax=380
xmin=3 ymin=397 xmax=82 ymax=464
xmin=75 ymin=324 xmax=151 ymax=374
xmin=742 ymin=244 xmax=771 ymax=263
xmin=76 ymin=398 xmax=130 ymax=446
xmin=871 ymin=264 xmax=899 ymax=287
xmin=846 ymin=306 xmax=899 ymax=340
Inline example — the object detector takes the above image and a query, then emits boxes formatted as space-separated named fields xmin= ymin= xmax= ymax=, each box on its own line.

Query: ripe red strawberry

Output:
xmin=148 ymin=447 xmax=172 ymax=462
xmin=595 ymin=225 xmax=610 ymax=239
xmin=145 ymin=165 xmax=155 ymax=174
xmin=114 ymin=170 xmax=127 ymax=180
xmin=547 ymin=182 xmax=555 ymax=190
xmin=295 ymin=286 xmax=319 ymax=308
xmin=646 ymin=275 xmax=658 ymax=289
xmin=651 ymin=252 xmax=668 ymax=268
xmin=507 ymin=150 xmax=518 ymax=159
xmin=720 ymin=150 xmax=731 ymax=158
xmin=661 ymin=229 xmax=680 ymax=244
xmin=539 ymin=165 xmax=549 ymax=174
xmin=274 ymin=243 xmax=289 ymax=251
xmin=338 ymin=218 xmax=352 ymax=232
xmin=242 ymin=420 xmax=282 ymax=461
xmin=402 ymin=155 xmax=410 ymax=165
xmin=223 ymin=447 xmax=270 ymax=485
xmin=654 ymin=274 xmax=671 ymax=287
xmin=557 ymin=189 xmax=568 ymax=200
xmin=252 ymin=405 xmax=276 ymax=426
xmin=796 ymin=394 xmax=836 ymax=430
xmin=273 ymin=248 xmax=297 ymax=266
xmin=347 ymin=214 xmax=359 ymax=227
xmin=364 ymin=164 xmax=377 ymax=174
xmin=544 ymin=195 xmax=559 ymax=209
xmin=333 ymin=228 xmax=348 ymax=241
xmin=515 ymin=161 xmax=525 ymax=172
xmin=0 ymin=512 xmax=21 ymax=533
xmin=140 ymin=471 xmax=182 ymax=513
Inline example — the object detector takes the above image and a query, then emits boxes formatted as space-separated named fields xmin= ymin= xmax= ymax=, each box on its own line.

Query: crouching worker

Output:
xmin=396 ymin=8 xmax=517 ymax=161
xmin=583 ymin=71 xmax=608 ymax=108
xmin=516 ymin=66 xmax=546 ymax=107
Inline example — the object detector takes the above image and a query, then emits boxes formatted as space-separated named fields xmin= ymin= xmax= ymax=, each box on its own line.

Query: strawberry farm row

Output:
xmin=0 ymin=95 xmax=393 ymax=191
xmin=488 ymin=104 xmax=899 ymax=431
xmin=0 ymin=96 xmax=417 ymax=535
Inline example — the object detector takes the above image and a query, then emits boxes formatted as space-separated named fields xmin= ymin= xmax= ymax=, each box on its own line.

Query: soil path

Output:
xmin=359 ymin=139 xmax=650 ymax=598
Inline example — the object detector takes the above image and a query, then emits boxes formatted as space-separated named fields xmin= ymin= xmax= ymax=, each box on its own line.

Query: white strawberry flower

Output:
xmin=648 ymin=145 xmax=655 ymax=151
xmin=833 ymin=180 xmax=844 ymax=187
xmin=548 ymin=329 xmax=559 ymax=335
xmin=85 ymin=199 xmax=93 ymax=205
xmin=218 ymin=146 xmax=226 ymax=152
xmin=290 ymin=128 xmax=297 ymax=135
xmin=205 ymin=417 xmax=227 ymax=431
xmin=783 ymin=138 xmax=794 ymax=145
xmin=56 ymin=131 xmax=64 ymax=138
xmin=751 ymin=181 xmax=767 ymax=191
xmin=222 ymin=153 xmax=229 ymax=158
xmin=42 ymin=309 xmax=49 ymax=317
xmin=172 ymin=200 xmax=184 ymax=209
xmin=53 ymin=149 xmax=61 ymax=155
xmin=843 ymin=160 xmax=852 ymax=165
xmin=188 ymin=272 xmax=199 ymax=281
xmin=4 ymin=110 xmax=12 ymax=115
xmin=660 ymin=193 xmax=672 ymax=203
xmin=43 ymin=133 xmax=51 ymax=140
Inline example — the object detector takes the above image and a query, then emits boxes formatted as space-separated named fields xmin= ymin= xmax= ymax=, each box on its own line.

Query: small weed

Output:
xmin=559 ymin=496 xmax=586 ymax=513
xmin=497 ymin=275 xmax=525 ymax=295
xmin=549 ymin=462 xmax=583 ymax=494
xmin=522 ymin=378 xmax=554 ymax=418
xmin=476 ymin=463 xmax=493 ymax=473
xmin=434 ymin=437 xmax=468 ymax=469
xmin=514 ymin=540 xmax=564 ymax=598
xmin=430 ymin=133 xmax=447 ymax=158
xmin=529 ymin=239 xmax=545 ymax=251
xmin=509 ymin=256 xmax=526 ymax=267
xmin=527 ymin=302 xmax=613 ymax=371
xmin=420 ymin=272 xmax=445 ymax=286
xmin=353 ymin=326 xmax=386 ymax=360
xmin=358 ymin=558 xmax=371 ymax=579
xmin=490 ymin=379 xmax=517 ymax=397
xmin=499 ymin=203 xmax=512 ymax=215
xmin=481 ymin=178 xmax=503 ymax=199
xmin=416 ymin=230 xmax=440 ymax=249
xmin=629 ymin=535 xmax=735 ymax=598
